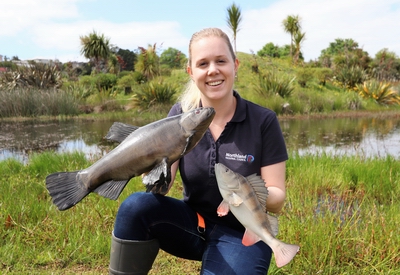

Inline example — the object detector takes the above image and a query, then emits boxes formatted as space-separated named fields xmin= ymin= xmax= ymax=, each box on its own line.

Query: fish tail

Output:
xmin=45 ymin=171 xmax=90 ymax=211
xmin=272 ymin=240 xmax=300 ymax=268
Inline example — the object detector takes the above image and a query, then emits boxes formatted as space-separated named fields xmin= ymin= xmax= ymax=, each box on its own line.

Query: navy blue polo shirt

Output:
xmin=168 ymin=91 xmax=288 ymax=232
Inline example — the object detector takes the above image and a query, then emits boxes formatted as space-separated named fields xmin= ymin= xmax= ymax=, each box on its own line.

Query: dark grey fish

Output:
xmin=46 ymin=107 xmax=215 ymax=211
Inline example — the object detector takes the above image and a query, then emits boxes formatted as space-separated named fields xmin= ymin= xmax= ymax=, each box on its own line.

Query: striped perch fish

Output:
xmin=215 ymin=163 xmax=300 ymax=268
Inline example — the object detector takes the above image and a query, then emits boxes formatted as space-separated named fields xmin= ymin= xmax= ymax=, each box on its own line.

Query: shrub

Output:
xmin=334 ymin=66 xmax=367 ymax=89
xmin=314 ymin=68 xmax=333 ymax=86
xmin=296 ymin=68 xmax=315 ymax=87
xmin=117 ymin=70 xmax=131 ymax=79
xmin=131 ymin=79 xmax=177 ymax=108
xmin=132 ymin=71 xmax=147 ymax=84
xmin=79 ymin=75 xmax=96 ymax=87
xmin=0 ymin=62 xmax=62 ymax=90
xmin=64 ymin=82 xmax=96 ymax=99
xmin=117 ymin=74 xmax=137 ymax=89
xmin=255 ymin=71 xmax=295 ymax=98
xmin=356 ymin=80 xmax=400 ymax=106
xmin=95 ymin=73 xmax=118 ymax=91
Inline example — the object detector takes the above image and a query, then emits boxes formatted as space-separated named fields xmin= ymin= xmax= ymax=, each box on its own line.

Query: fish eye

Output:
xmin=195 ymin=109 xmax=201 ymax=114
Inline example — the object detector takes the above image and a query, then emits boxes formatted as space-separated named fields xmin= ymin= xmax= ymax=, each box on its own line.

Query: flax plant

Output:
xmin=356 ymin=80 xmax=400 ymax=106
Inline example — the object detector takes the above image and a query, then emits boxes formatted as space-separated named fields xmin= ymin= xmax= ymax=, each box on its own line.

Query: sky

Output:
xmin=1 ymin=0 xmax=399 ymax=63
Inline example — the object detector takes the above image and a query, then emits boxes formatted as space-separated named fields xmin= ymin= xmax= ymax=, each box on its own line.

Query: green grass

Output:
xmin=3 ymin=52 xmax=400 ymax=121
xmin=1 ymin=152 xmax=399 ymax=274
xmin=281 ymin=154 xmax=400 ymax=274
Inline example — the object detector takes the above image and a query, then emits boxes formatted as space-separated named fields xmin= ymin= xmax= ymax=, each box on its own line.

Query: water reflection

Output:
xmin=281 ymin=116 xmax=400 ymax=158
xmin=1 ymin=115 xmax=400 ymax=162
xmin=0 ymin=119 xmax=116 ymax=162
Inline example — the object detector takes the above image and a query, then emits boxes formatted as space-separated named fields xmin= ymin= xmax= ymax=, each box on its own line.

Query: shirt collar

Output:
xmin=230 ymin=90 xmax=246 ymax=123
xmin=198 ymin=90 xmax=246 ymax=123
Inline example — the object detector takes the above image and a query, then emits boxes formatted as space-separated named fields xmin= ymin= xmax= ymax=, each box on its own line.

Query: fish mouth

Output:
xmin=193 ymin=107 xmax=215 ymax=131
xmin=182 ymin=107 xmax=215 ymax=152
xmin=214 ymin=163 xmax=241 ymax=190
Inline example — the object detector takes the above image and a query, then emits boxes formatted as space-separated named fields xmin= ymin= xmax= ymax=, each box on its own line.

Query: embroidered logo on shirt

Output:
xmin=225 ymin=153 xmax=254 ymax=163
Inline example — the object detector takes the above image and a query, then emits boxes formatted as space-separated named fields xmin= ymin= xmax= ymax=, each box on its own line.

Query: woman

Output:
xmin=109 ymin=28 xmax=288 ymax=275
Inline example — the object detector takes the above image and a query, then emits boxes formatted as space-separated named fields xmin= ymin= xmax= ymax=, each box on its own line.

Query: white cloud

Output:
xmin=237 ymin=0 xmax=400 ymax=60
xmin=2 ymin=0 xmax=399 ymax=63
xmin=0 ymin=0 xmax=80 ymax=35
xmin=30 ymin=20 xmax=188 ymax=62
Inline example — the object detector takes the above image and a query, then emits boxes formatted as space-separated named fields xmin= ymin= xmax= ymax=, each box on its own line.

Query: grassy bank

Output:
xmin=1 ymin=52 xmax=400 ymax=120
xmin=1 ymin=152 xmax=399 ymax=274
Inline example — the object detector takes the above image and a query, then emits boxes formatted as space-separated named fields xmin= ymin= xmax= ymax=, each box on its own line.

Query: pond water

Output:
xmin=1 ymin=115 xmax=400 ymax=163
xmin=280 ymin=116 xmax=400 ymax=158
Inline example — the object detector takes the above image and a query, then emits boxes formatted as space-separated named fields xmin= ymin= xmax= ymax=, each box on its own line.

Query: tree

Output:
xmin=282 ymin=15 xmax=301 ymax=57
xmin=160 ymin=47 xmax=186 ymax=69
xmin=257 ymin=42 xmax=280 ymax=58
xmin=293 ymin=31 xmax=306 ymax=64
xmin=108 ymin=54 xmax=120 ymax=74
xmin=371 ymin=49 xmax=400 ymax=81
xmin=226 ymin=2 xmax=242 ymax=55
xmin=319 ymin=38 xmax=371 ymax=70
xmin=257 ymin=43 xmax=291 ymax=59
xmin=320 ymin=38 xmax=358 ymax=56
xmin=135 ymin=44 xmax=160 ymax=80
xmin=117 ymin=48 xmax=137 ymax=71
xmin=80 ymin=30 xmax=111 ymax=73
xmin=278 ymin=45 xmax=291 ymax=58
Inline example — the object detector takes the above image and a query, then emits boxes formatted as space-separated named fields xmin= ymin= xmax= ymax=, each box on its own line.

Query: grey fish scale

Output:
xmin=215 ymin=163 xmax=299 ymax=267
xmin=45 ymin=107 xmax=215 ymax=211
xmin=239 ymin=176 xmax=272 ymax=229
xmin=244 ymin=175 xmax=277 ymax=236
xmin=46 ymin=117 xmax=183 ymax=209
xmin=223 ymin=169 xmax=278 ymax=237
xmin=83 ymin=117 xmax=187 ymax=185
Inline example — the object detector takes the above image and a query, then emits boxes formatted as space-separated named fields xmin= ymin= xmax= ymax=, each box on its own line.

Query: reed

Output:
xmin=0 ymin=152 xmax=399 ymax=274
xmin=0 ymin=88 xmax=80 ymax=118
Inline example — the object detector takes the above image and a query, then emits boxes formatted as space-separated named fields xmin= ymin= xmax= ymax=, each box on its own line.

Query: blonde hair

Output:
xmin=179 ymin=28 xmax=236 ymax=112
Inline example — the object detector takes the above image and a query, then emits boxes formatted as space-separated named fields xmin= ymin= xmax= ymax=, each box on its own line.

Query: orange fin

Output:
xmin=242 ymin=229 xmax=261 ymax=246
xmin=272 ymin=241 xmax=300 ymax=268
xmin=217 ymin=200 xmax=230 ymax=217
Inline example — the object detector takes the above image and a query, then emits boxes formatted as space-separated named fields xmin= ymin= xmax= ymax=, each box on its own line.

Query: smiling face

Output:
xmin=187 ymin=34 xmax=239 ymax=103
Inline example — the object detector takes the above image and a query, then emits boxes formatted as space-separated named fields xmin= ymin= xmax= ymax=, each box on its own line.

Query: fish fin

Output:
xmin=93 ymin=179 xmax=129 ymax=200
xmin=271 ymin=240 xmax=300 ymax=268
xmin=217 ymin=200 xmax=230 ymax=216
xmin=242 ymin=229 xmax=261 ymax=246
xmin=182 ymin=133 xmax=194 ymax=155
xmin=246 ymin=174 xmax=268 ymax=212
xmin=228 ymin=192 xmax=243 ymax=206
xmin=143 ymin=157 xmax=171 ymax=195
xmin=45 ymin=171 xmax=90 ymax=211
xmin=266 ymin=213 xmax=279 ymax=237
xmin=104 ymin=122 xmax=139 ymax=143
xmin=184 ymin=130 xmax=203 ymax=155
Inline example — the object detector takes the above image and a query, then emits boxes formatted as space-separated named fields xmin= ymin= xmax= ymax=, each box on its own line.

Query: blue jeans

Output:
xmin=113 ymin=192 xmax=272 ymax=275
